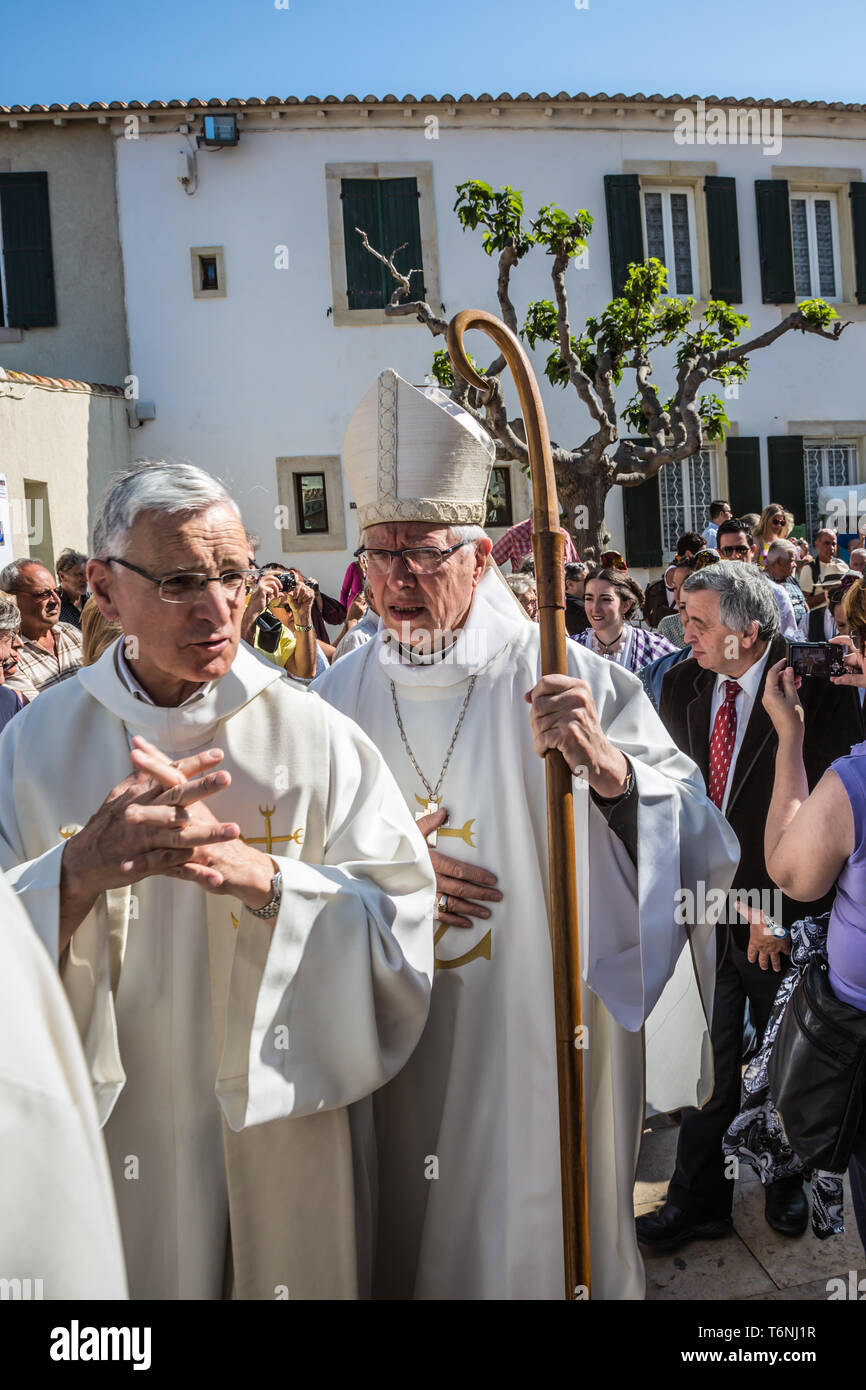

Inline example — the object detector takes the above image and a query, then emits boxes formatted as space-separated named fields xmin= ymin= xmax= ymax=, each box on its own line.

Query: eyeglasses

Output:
xmin=356 ymin=541 xmax=470 ymax=576
xmin=104 ymin=557 xmax=253 ymax=603
xmin=20 ymin=586 xmax=60 ymax=602
xmin=720 ymin=545 xmax=751 ymax=557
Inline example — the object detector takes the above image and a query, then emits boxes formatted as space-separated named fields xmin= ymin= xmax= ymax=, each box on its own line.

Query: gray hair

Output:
xmin=450 ymin=524 xmax=488 ymax=544
xmin=766 ymin=538 xmax=797 ymax=563
xmin=851 ymin=548 xmax=866 ymax=563
xmin=0 ymin=594 xmax=20 ymax=632
xmin=505 ymin=573 xmax=536 ymax=598
xmin=92 ymin=461 xmax=240 ymax=558
xmin=0 ymin=557 xmax=43 ymax=594
xmin=682 ymin=560 xmax=779 ymax=642
xmin=56 ymin=547 xmax=88 ymax=573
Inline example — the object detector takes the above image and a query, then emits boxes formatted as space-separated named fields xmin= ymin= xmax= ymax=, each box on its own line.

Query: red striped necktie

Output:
xmin=708 ymin=679 xmax=742 ymax=809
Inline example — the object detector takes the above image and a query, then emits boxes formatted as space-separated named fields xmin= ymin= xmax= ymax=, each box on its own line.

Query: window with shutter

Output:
xmin=755 ymin=180 xmax=795 ymax=304
xmin=788 ymin=193 xmax=840 ymax=301
xmin=340 ymin=177 xmax=424 ymax=311
xmin=851 ymin=183 xmax=866 ymax=305
xmin=639 ymin=187 xmax=697 ymax=296
xmin=725 ymin=437 xmax=762 ymax=518
xmin=621 ymin=441 xmax=663 ymax=568
xmin=704 ymin=176 xmax=742 ymax=303
xmin=0 ymin=172 xmax=57 ymax=328
xmin=767 ymin=436 xmax=806 ymax=532
xmin=659 ymin=450 xmax=718 ymax=556
xmin=604 ymin=174 xmax=643 ymax=296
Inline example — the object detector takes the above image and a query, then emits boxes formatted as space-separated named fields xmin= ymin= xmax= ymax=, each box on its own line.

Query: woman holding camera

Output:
xmin=240 ymin=566 xmax=321 ymax=678
xmin=761 ymin=592 xmax=866 ymax=1251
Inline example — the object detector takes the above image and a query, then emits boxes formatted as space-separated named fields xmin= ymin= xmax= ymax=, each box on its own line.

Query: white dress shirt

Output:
xmin=796 ymin=607 xmax=838 ymax=642
xmin=767 ymin=580 xmax=799 ymax=639
xmin=709 ymin=644 xmax=773 ymax=813
xmin=116 ymin=643 xmax=213 ymax=706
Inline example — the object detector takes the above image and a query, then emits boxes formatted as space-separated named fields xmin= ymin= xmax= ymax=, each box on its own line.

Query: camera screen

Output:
xmin=786 ymin=642 xmax=846 ymax=680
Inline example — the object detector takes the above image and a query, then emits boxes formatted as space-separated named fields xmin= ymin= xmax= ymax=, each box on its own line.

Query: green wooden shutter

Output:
xmin=380 ymin=177 xmax=425 ymax=302
xmin=0 ymin=172 xmax=57 ymax=327
xmin=704 ymin=176 xmax=742 ymax=303
xmin=850 ymin=183 xmax=866 ymax=305
xmin=768 ymin=435 xmax=805 ymax=526
xmin=604 ymin=174 xmax=643 ymax=297
xmin=621 ymin=446 xmax=662 ymax=568
xmin=726 ymin=437 xmax=762 ymax=518
xmin=340 ymin=179 xmax=385 ymax=309
xmin=755 ymin=180 xmax=795 ymax=304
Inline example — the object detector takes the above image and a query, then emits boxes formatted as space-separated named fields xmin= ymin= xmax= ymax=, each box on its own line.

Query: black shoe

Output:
xmin=635 ymin=1202 xmax=733 ymax=1251
xmin=764 ymin=1177 xmax=808 ymax=1237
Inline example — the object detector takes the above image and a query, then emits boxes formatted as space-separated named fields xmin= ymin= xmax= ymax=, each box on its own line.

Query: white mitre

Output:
xmin=342 ymin=369 xmax=496 ymax=529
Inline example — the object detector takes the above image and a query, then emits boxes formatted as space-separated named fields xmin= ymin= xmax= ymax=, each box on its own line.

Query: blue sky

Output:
xmin=0 ymin=0 xmax=862 ymax=107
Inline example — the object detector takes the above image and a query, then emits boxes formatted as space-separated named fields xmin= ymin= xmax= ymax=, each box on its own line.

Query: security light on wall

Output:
xmin=197 ymin=114 xmax=239 ymax=148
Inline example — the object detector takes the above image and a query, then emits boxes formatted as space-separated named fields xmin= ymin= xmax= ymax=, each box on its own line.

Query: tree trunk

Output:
xmin=556 ymin=468 xmax=610 ymax=563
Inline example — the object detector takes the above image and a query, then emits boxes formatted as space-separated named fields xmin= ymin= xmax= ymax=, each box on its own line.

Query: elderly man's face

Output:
xmin=851 ymin=552 xmax=866 ymax=575
xmin=816 ymin=532 xmax=838 ymax=563
xmin=767 ymin=551 xmax=796 ymax=583
xmin=59 ymin=562 xmax=88 ymax=599
xmin=88 ymin=504 xmax=248 ymax=704
xmin=362 ymin=522 xmax=490 ymax=644
xmin=682 ymin=586 xmax=761 ymax=675
xmin=14 ymin=563 xmax=61 ymax=634
xmin=0 ymin=628 xmax=21 ymax=683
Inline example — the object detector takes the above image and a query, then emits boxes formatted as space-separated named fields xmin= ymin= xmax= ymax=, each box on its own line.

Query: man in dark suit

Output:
xmin=637 ymin=561 xmax=863 ymax=1251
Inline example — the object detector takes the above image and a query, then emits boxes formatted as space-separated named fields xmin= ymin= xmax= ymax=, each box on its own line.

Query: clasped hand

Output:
xmin=59 ymin=735 xmax=275 ymax=948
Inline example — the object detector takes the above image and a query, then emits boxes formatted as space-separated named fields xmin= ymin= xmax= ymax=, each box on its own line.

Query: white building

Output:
xmin=7 ymin=91 xmax=866 ymax=591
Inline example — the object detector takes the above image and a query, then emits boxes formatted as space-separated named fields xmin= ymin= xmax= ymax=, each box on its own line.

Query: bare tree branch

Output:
xmin=354 ymin=227 xmax=448 ymax=334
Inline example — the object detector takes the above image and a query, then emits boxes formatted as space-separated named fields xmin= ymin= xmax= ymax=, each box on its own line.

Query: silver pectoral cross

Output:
xmin=415 ymin=796 xmax=441 ymax=847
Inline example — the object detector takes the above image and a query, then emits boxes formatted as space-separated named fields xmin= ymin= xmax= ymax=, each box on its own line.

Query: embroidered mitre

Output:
xmin=342 ymin=369 xmax=496 ymax=529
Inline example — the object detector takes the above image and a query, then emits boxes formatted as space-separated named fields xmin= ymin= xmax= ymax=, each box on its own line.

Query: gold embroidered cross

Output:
xmin=413 ymin=794 xmax=476 ymax=847
xmin=241 ymin=804 xmax=304 ymax=855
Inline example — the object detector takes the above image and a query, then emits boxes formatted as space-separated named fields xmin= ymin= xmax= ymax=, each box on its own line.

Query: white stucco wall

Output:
xmin=0 ymin=378 xmax=130 ymax=562
xmin=113 ymin=103 xmax=866 ymax=595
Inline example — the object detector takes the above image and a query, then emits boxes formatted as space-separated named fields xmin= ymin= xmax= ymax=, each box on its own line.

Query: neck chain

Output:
xmin=594 ymin=627 xmax=625 ymax=650
xmin=390 ymin=676 xmax=477 ymax=842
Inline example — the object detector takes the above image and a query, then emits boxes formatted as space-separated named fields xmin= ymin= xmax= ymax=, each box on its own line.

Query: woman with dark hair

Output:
xmin=572 ymin=567 xmax=677 ymax=672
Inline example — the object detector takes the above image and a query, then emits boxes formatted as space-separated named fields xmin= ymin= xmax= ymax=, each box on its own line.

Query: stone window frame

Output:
xmin=190 ymin=245 xmax=226 ymax=299
xmin=275 ymin=454 xmax=347 ymax=554
xmin=770 ymin=166 xmax=866 ymax=318
xmin=623 ymin=160 xmax=719 ymax=313
xmin=325 ymin=162 xmax=441 ymax=327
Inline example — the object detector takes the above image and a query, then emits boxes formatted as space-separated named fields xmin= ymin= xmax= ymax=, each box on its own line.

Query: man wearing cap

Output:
xmin=314 ymin=370 xmax=739 ymax=1300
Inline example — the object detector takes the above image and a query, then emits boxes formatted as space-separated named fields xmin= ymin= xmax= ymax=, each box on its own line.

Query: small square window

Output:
xmin=190 ymin=246 xmax=226 ymax=299
xmin=199 ymin=256 xmax=218 ymax=292
xmin=294 ymin=472 xmax=329 ymax=534
xmin=485 ymin=466 xmax=514 ymax=529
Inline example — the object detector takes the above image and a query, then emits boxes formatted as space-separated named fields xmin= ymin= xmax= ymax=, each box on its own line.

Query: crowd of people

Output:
xmin=2 ymin=381 xmax=866 ymax=1303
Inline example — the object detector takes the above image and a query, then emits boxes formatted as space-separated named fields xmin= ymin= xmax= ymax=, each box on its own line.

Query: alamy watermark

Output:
xmin=674 ymin=99 xmax=783 ymax=158
xmin=675 ymin=885 xmax=784 ymax=927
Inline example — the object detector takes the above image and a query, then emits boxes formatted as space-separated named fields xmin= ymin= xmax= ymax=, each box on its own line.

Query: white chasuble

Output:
xmin=313 ymin=570 xmax=739 ymax=1300
xmin=0 ymin=867 xmax=128 ymax=1299
xmin=0 ymin=640 xmax=435 ymax=1300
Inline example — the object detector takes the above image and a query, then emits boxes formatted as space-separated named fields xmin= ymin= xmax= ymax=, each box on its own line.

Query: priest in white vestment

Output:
xmin=0 ymin=461 xmax=436 ymax=1300
xmin=0 ymin=867 xmax=127 ymax=1299
xmin=313 ymin=370 xmax=740 ymax=1300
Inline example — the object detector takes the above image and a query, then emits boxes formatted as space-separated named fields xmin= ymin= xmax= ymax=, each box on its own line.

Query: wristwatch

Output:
xmin=246 ymin=869 xmax=283 ymax=919
xmin=294 ymin=622 xmax=314 ymax=632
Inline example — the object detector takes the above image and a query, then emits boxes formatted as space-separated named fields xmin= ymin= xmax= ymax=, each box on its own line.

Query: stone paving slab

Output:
xmin=635 ymin=1118 xmax=865 ymax=1301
